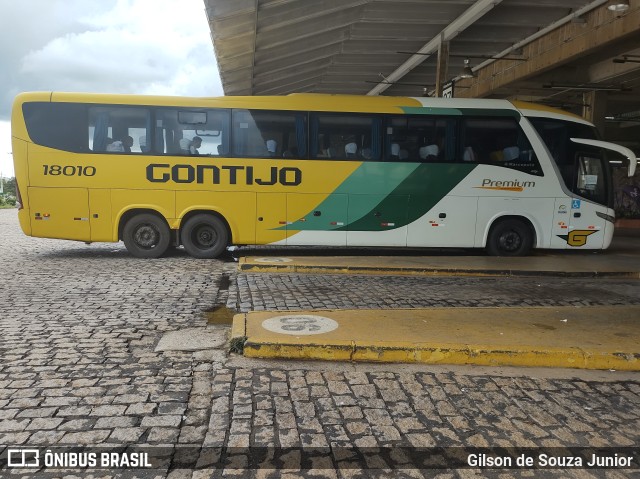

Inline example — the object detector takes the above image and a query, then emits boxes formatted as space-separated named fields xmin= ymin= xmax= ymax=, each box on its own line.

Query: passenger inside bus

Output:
xmin=179 ymin=136 xmax=202 ymax=155
xmin=106 ymin=140 xmax=124 ymax=152
xmin=266 ymin=139 xmax=278 ymax=157
xmin=490 ymin=133 xmax=518 ymax=162
xmin=106 ymin=136 xmax=133 ymax=153
xmin=140 ymin=136 xmax=150 ymax=153
xmin=122 ymin=136 xmax=133 ymax=153
xmin=463 ymin=146 xmax=476 ymax=162
xmin=419 ymin=144 xmax=439 ymax=161
xmin=502 ymin=146 xmax=520 ymax=162
xmin=390 ymin=143 xmax=400 ymax=160
xmin=345 ymin=142 xmax=358 ymax=158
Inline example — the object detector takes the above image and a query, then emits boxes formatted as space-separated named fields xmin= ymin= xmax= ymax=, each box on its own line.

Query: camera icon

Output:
xmin=7 ymin=449 xmax=40 ymax=468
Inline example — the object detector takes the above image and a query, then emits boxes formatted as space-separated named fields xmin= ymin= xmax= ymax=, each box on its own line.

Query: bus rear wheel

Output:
xmin=486 ymin=218 xmax=533 ymax=256
xmin=181 ymin=214 xmax=228 ymax=259
xmin=123 ymin=213 xmax=171 ymax=258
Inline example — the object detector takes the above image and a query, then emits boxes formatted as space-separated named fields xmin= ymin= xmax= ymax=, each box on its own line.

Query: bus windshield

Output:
xmin=528 ymin=117 xmax=598 ymax=165
xmin=529 ymin=118 xmax=612 ymax=207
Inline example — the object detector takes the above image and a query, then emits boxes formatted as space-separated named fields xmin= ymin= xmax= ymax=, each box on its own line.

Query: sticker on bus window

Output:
xmin=584 ymin=175 xmax=598 ymax=191
xmin=584 ymin=175 xmax=597 ymax=184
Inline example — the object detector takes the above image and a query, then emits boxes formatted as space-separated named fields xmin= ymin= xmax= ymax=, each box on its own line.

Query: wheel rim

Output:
xmin=192 ymin=225 xmax=218 ymax=249
xmin=499 ymin=230 xmax=522 ymax=253
xmin=133 ymin=224 xmax=160 ymax=249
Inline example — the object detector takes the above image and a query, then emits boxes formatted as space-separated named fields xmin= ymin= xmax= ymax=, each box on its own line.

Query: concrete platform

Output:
xmin=238 ymin=233 xmax=640 ymax=278
xmin=232 ymin=306 xmax=640 ymax=370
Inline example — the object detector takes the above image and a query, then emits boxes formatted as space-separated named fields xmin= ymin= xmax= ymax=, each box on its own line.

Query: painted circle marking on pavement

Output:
xmin=254 ymin=257 xmax=293 ymax=263
xmin=262 ymin=315 xmax=339 ymax=336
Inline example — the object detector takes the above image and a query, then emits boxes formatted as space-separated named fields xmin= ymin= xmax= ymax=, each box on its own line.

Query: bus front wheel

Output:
xmin=123 ymin=213 xmax=171 ymax=258
xmin=486 ymin=218 xmax=533 ymax=256
xmin=181 ymin=214 xmax=228 ymax=259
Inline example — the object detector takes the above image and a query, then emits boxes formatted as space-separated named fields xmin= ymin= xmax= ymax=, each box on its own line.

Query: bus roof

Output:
xmin=14 ymin=91 xmax=592 ymax=126
xmin=510 ymin=100 xmax=592 ymax=125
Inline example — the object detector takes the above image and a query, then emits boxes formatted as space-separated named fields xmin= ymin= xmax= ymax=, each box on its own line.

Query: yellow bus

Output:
xmin=11 ymin=92 xmax=636 ymax=258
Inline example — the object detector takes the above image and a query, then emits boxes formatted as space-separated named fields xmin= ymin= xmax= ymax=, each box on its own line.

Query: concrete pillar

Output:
xmin=435 ymin=38 xmax=449 ymax=98
xmin=582 ymin=90 xmax=607 ymax=137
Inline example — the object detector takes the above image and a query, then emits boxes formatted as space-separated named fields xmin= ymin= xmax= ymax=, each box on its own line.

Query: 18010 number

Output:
xmin=43 ymin=165 xmax=96 ymax=176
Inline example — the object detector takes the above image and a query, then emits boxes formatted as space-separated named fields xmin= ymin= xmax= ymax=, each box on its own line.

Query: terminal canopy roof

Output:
xmin=205 ymin=0 xmax=640 ymax=123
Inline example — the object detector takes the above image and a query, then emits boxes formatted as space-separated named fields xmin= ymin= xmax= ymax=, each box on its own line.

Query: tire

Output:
xmin=486 ymin=218 xmax=533 ymax=256
xmin=122 ymin=213 xmax=171 ymax=258
xmin=181 ymin=214 xmax=229 ymax=259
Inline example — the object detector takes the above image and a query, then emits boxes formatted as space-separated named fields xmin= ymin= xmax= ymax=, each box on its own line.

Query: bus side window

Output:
xmin=310 ymin=113 xmax=381 ymax=161
xmin=23 ymin=102 xmax=89 ymax=153
xmin=88 ymin=106 xmax=151 ymax=154
xmin=384 ymin=116 xmax=450 ymax=162
xmin=461 ymin=117 xmax=542 ymax=176
xmin=233 ymin=110 xmax=306 ymax=159
xmin=154 ymin=108 xmax=230 ymax=157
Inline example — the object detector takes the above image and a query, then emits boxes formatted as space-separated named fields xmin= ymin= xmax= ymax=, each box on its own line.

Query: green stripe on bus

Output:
xmin=284 ymin=162 xmax=477 ymax=232
xmin=284 ymin=162 xmax=421 ymax=231
xmin=338 ymin=163 xmax=477 ymax=232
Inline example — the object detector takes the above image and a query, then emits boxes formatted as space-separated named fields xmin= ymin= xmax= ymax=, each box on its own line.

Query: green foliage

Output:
xmin=1 ymin=177 xmax=16 ymax=196
xmin=0 ymin=177 xmax=17 ymax=207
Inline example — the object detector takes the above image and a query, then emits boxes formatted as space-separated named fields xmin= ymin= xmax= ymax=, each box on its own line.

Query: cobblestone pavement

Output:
xmin=0 ymin=210 xmax=639 ymax=479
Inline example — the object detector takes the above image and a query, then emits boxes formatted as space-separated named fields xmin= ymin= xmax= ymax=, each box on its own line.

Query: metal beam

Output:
xmin=458 ymin=0 xmax=639 ymax=98
xmin=367 ymin=0 xmax=503 ymax=96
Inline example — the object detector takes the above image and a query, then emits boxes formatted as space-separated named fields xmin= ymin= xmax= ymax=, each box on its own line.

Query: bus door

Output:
xmin=29 ymin=187 xmax=91 ymax=241
xmin=549 ymin=196 xmax=604 ymax=250
xmin=565 ymin=152 xmax=611 ymax=249
xmin=564 ymin=139 xmax=637 ymax=249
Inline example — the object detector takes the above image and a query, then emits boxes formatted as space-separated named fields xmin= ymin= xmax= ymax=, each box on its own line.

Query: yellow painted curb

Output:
xmin=243 ymin=343 xmax=637 ymax=370
xmin=239 ymin=306 xmax=640 ymax=370
xmin=230 ymin=314 xmax=247 ymax=353
xmin=238 ymin=257 xmax=506 ymax=277
xmin=238 ymin=255 xmax=640 ymax=278
xmin=231 ymin=313 xmax=246 ymax=339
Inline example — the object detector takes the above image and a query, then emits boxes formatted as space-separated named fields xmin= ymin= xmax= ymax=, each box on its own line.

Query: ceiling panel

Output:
xmin=206 ymin=0 xmax=640 ymax=134
xmin=207 ymin=0 xmax=605 ymax=96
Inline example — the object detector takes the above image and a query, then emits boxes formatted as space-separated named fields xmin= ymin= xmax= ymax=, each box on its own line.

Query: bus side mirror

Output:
xmin=570 ymin=138 xmax=637 ymax=177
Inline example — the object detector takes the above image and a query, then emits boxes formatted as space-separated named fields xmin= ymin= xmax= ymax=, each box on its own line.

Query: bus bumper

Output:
xmin=603 ymin=221 xmax=614 ymax=249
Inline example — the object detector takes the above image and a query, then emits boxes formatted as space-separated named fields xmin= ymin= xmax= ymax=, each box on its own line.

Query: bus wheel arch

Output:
xmin=180 ymin=211 xmax=231 ymax=259
xmin=120 ymin=210 xmax=171 ymax=258
xmin=486 ymin=216 xmax=536 ymax=256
